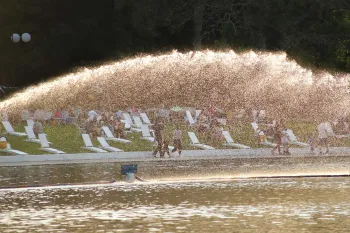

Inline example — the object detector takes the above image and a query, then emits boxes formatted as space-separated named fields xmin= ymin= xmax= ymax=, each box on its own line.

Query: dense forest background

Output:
xmin=0 ymin=0 xmax=349 ymax=88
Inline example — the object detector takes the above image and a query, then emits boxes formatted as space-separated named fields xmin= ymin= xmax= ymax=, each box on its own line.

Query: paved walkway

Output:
xmin=0 ymin=147 xmax=349 ymax=167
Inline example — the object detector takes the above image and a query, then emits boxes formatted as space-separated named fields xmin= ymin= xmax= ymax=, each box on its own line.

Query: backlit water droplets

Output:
xmin=0 ymin=50 xmax=349 ymax=120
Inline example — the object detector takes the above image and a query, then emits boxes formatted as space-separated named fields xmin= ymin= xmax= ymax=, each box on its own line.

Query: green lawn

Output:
xmin=1 ymin=120 xmax=350 ymax=156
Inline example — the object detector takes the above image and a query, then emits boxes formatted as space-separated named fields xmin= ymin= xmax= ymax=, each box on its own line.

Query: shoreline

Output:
xmin=0 ymin=147 xmax=350 ymax=167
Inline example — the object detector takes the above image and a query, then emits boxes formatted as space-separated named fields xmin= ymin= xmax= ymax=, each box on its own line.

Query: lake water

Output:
xmin=0 ymin=158 xmax=349 ymax=232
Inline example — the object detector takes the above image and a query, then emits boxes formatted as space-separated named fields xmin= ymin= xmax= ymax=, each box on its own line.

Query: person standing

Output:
xmin=162 ymin=137 xmax=171 ymax=157
xmin=317 ymin=121 xmax=339 ymax=154
xmin=152 ymin=119 xmax=164 ymax=158
xmin=281 ymin=130 xmax=291 ymax=155
xmin=271 ymin=125 xmax=282 ymax=155
xmin=172 ymin=125 xmax=182 ymax=156
xmin=308 ymin=134 xmax=316 ymax=154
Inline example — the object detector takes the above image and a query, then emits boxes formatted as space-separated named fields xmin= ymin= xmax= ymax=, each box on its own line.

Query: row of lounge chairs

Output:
xmin=1 ymin=119 xmax=251 ymax=155
xmin=0 ymin=110 xmax=308 ymax=156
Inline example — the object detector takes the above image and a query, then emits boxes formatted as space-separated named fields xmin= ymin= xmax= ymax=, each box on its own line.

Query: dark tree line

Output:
xmin=0 ymin=0 xmax=349 ymax=87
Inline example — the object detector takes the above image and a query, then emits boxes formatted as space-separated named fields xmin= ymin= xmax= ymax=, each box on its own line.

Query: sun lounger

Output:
xmin=0 ymin=148 xmax=28 ymax=155
xmin=123 ymin=113 xmax=134 ymax=125
xmin=97 ymin=137 xmax=123 ymax=152
xmin=132 ymin=116 xmax=143 ymax=127
xmin=0 ymin=137 xmax=27 ymax=155
xmin=186 ymin=111 xmax=195 ymax=125
xmin=285 ymin=129 xmax=308 ymax=147
xmin=2 ymin=121 xmax=27 ymax=137
xmin=23 ymin=126 xmax=41 ymax=144
xmin=194 ymin=110 xmax=202 ymax=122
xmin=141 ymin=125 xmax=155 ymax=142
xmin=188 ymin=132 xmax=215 ymax=150
xmin=26 ymin=119 xmax=34 ymax=127
xmin=251 ymin=122 xmax=259 ymax=131
xmin=102 ymin=126 xmax=131 ymax=144
xmin=140 ymin=113 xmax=152 ymax=125
xmin=222 ymin=131 xmax=251 ymax=149
xmin=81 ymin=134 xmax=108 ymax=153
xmin=120 ymin=120 xmax=131 ymax=130
xmin=38 ymin=134 xmax=66 ymax=154
xmin=122 ymin=113 xmax=141 ymax=132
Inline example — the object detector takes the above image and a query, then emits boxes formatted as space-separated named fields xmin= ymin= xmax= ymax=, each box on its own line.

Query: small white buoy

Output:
xmin=21 ymin=33 xmax=31 ymax=43
xmin=11 ymin=33 xmax=20 ymax=43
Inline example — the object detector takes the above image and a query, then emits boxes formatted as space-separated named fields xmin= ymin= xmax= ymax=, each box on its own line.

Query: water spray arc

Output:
xmin=0 ymin=50 xmax=349 ymax=120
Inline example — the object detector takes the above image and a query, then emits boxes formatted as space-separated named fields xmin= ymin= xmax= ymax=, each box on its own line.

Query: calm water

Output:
xmin=0 ymin=159 xmax=349 ymax=232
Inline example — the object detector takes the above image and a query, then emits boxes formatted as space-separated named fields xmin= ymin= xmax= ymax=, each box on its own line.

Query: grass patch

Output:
xmin=1 ymin=120 xmax=350 ymax=155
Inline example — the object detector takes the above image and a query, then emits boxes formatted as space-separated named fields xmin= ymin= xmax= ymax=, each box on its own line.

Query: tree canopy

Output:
xmin=0 ymin=0 xmax=349 ymax=87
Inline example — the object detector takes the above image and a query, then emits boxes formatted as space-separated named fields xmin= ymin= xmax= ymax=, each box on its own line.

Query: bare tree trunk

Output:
xmin=193 ymin=0 xmax=205 ymax=50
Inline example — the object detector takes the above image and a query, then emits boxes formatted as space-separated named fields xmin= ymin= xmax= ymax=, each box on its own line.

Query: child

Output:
xmin=308 ymin=134 xmax=315 ymax=154
xmin=271 ymin=126 xmax=282 ymax=155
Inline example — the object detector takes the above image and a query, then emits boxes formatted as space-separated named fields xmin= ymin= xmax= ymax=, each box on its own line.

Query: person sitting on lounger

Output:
xmin=84 ymin=119 xmax=95 ymax=139
xmin=0 ymin=136 xmax=8 ymax=149
xmin=114 ymin=120 xmax=125 ymax=139
xmin=33 ymin=120 xmax=43 ymax=137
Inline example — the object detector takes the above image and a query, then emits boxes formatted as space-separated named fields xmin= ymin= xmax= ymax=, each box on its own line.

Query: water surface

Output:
xmin=0 ymin=159 xmax=349 ymax=232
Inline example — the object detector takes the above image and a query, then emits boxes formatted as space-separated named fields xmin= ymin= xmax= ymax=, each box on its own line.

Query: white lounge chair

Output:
xmin=141 ymin=125 xmax=155 ymax=142
xmin=120 ymin=120 xmax=131 ymax=130
xmin=251 ymin=122 xmax=277 ymax=147
xmin=26 ymin=119 xmax=34 ymax=127
xmin=123 ymin=113 xmax=141 ymax=132
xmin=222 ymin=131 xmax=251 ymax=149
xmin=97 ymin=137 xmax=123 ymax=152
xmin=186 ymin=111 xmax=195 ymax=125
xmin=2 ymin=121 xmax=27 ymax=137
xmin=24 ymin=126 xmax=41 ymax=144
xmin=132 ymin=116 xmax=143 ymax=127
xmin=194 ymin=110 xmax=202 ymax=123
xmin=140 ymin=112 xmax=152 ymax=125
xmin=102 ymin=126 xmax=131 ymax=144
xmin=123 ymin=113 xmax=134 ymax=125
xmin=81 ymin=134 xmax=108 ymax=153
xmin=285 ymin=129 xmax=308 ymax=147
xmin=38 ymin=134 xmax=66 ymax=154
xmin=188 ymin=132 xmax=215 ymax=150
xmin=0 ymin=148 xmax=28 ymax=155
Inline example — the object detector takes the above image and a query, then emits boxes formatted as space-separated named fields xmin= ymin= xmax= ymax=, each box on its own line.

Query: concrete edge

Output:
xmin=0 ymin=147 xmax=349 ymax=167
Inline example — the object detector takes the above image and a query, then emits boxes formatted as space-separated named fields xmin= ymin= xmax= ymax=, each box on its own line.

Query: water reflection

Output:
xmin=0 ymin=157 xmax=349 ymax=187
xmin=0 ymin=178 xmax=349 ymax=232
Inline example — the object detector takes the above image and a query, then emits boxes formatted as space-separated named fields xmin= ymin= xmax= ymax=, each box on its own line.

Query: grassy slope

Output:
xmin=1 ymin=120 xmax=350 ymax=156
